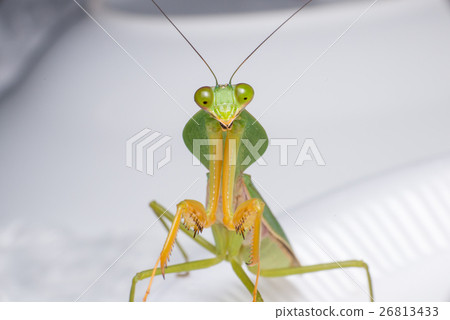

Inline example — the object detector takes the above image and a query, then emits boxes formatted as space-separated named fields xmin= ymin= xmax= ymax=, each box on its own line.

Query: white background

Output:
xmin=1 ymin=0 xmax=450 ymax=301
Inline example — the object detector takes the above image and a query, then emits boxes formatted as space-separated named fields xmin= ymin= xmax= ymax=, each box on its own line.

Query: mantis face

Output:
xmin=194 ymin=83 xmax=254 ymax=129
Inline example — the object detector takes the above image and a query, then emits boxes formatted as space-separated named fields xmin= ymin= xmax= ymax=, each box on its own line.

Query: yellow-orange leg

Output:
xmin=143 ymin=118 xmax=223 ymax=301
xmin=253 ymin=263 xmax=261 ymax=302
xmin=143 ymin=200 xmax=213 ymax=301
xmin=143 ymin=257 xmax=160 ymax=301
xmin=220 ymin=119 xmax=265 ymax=301
xmin=233 ymin=198 xmax=265 ymax=302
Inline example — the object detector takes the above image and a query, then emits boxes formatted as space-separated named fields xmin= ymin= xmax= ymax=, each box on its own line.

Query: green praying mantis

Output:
xmin=129 ymin=0 xmax=374 ymax=302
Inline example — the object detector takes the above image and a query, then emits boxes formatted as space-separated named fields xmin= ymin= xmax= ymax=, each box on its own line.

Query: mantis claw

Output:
xmin=232 ymin=199 xmax=264 ymax=236
xmin=178 ymin=200 xmax=207 ymax=235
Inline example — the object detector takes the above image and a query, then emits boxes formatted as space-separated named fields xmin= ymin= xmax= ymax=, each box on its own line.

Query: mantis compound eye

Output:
xmin=194 ymin=86 xmax=214 ymax=109
xmin=234 ymin=83 xmax=254 ymax=105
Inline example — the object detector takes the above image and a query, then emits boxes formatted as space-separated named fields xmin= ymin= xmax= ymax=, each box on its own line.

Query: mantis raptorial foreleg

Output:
xmin=142 ymin=118 xmax=225 ymax=301
xmin=221 ymin=120 xmax=265 ymax=302
xmin=259 ymin=260 xmax=374 ymax=302
xmin=130 ymin=257 xmax=223 ymax=302
xmin=143 ymin=203 xmax=206 ymax=300
xmin=150 ymin=201 xmax=216 ymax=254
xmin=150 ymin=202 xmax=189 ymax=267
xmin=231 ymin=198 xmax=264 ymax=302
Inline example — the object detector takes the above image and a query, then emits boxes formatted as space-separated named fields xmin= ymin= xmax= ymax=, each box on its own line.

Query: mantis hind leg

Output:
xmin=260 ymin=260 xmax=374 ymax=301
xmin=130 ymin=257 xmax=222 ymax=301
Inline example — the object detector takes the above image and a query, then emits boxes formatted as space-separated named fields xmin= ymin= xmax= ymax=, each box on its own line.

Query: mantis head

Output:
xmin=152 ymin=0 xmax=313 ymax=131
xmin=194 ymin=83 xmax=254 ymax=129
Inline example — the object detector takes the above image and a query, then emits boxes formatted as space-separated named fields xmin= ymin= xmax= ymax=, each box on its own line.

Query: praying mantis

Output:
xmin=129 ymin=0 xmax=374 ymax=302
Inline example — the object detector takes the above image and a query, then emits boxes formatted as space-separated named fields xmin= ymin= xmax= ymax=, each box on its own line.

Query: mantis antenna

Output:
xmin=151 ymin=0 xmax=219 ymax=86
xmin=228 ymin=0 xmax=314 ymax=85
xmin=151 ymin=0 xmax=313 ymax=86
